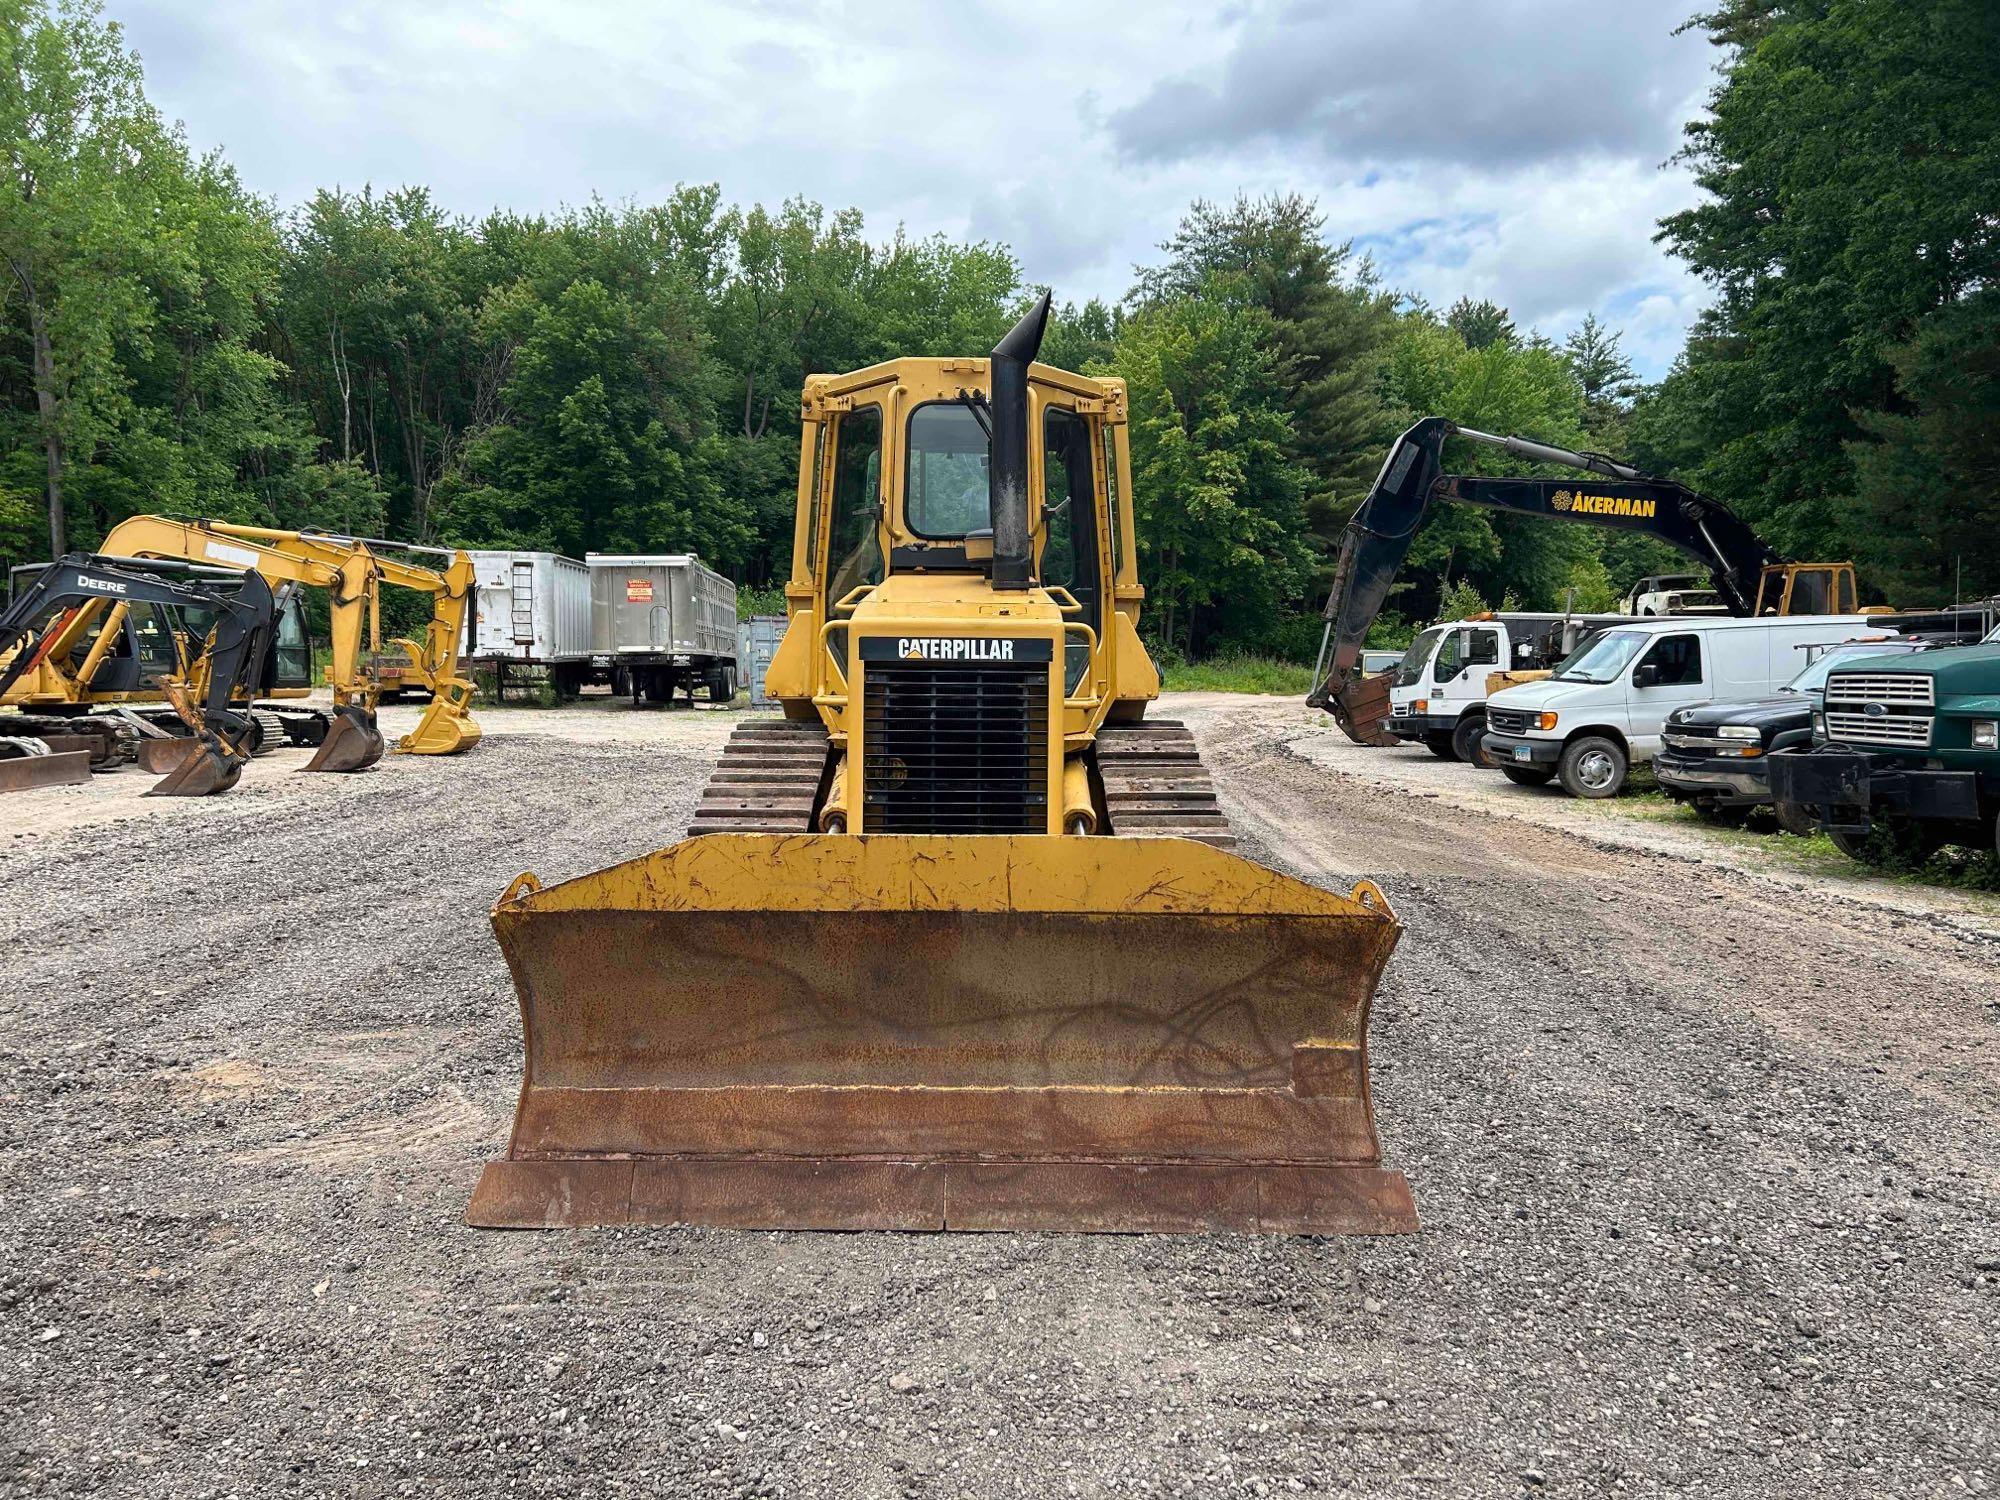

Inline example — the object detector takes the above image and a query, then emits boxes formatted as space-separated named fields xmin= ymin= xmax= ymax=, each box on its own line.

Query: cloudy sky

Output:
xmin=115 ymin=0 xmax=1720 ymax=378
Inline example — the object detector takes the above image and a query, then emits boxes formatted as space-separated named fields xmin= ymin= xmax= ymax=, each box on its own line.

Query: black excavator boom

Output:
xmin=0 ymin=555 xmax=276 ymax=794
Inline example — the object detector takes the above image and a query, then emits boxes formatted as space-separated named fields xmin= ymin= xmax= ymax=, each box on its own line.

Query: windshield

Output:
xmin=1551 ymin=629 xmax=1648 ymax=684
xmin=905 ymin=404 xmax=990 ymax=538
xmin=1393 ymin=628 xmax=1443 ymax=688
xmin=1784 ymin=640 xmax=1913 ymax=695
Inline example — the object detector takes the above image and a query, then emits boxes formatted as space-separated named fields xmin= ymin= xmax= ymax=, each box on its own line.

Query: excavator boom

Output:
xmin=1307 ymin=418 xmax=1855 ymax=740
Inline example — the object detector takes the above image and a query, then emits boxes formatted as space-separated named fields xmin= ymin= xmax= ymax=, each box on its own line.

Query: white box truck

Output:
xmin=1385 ymin=612 xmax=1636 ymax=762
xmin=586 ymin=553 xmax=738 ymax=704
xmin=1479 ymin=614 xmax=1897 ymax=798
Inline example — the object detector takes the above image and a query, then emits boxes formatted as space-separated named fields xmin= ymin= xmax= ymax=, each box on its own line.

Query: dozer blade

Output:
xmin=1333 ymin=672 xmax=1400 ymax=747
xmin=144 ymin=733 xmax=246 ymax=796
xmin=469 ymin=834 xmax=1416 ymax=1235
xmin=396 ymin=682 xmax=481 ymax=755
xmin=302 ymin=704 xmax=385 ymax=772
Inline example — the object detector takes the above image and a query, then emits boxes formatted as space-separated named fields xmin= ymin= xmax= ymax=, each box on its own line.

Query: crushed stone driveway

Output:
xmin=2 ymin=693 xmax=1995 ymax=1498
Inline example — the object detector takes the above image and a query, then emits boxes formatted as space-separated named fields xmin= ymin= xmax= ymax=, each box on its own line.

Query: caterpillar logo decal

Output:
xmin=899 ymin=637 xmax=1015 ymax=661
xmin=1551 ymin=490 xmax=1656 ymax=519
xmin=859 ymin=635 xmax=1053 ymax=664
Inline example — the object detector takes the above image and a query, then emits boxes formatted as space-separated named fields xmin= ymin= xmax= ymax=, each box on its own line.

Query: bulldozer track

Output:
xmin=688 ymin=717 xmax=831 ymax=835
xmin=1094 ymin=719 xmax=1237 ymax=849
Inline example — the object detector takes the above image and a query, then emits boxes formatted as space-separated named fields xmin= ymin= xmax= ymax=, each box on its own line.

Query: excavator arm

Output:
xmin=196 ymin=523 xmax=482 ymax=756
xmin=1307 ymin=418 xmax=1792 ymax=739
xmin=0 ymin=555 xmax=276 ymax=794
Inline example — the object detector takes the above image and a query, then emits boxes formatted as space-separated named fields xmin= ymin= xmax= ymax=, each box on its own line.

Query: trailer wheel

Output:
xmin=1450 ymin=715 xmax=1485 ymax=766
xmin=1558 ymin=735 xmax=1627 ymax=798
xmin=1423 ymin=732 xmax=1458 ymax=760
xmin=1501 ymin=765 xmax=1553 ymax=787
xmin=707 ymin=665 xmax=736 ymax=703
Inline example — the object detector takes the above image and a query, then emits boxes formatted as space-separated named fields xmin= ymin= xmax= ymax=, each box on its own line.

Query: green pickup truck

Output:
xmin=1766 ymin=626 xmax=2000 ymax=863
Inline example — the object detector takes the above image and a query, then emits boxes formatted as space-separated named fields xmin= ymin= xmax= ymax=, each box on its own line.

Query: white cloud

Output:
xmin=113 ymin=0 xmax=1715 ymax=377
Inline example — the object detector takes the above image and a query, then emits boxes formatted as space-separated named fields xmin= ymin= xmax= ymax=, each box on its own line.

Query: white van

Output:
xmin=1385 ymin=612 xmax=1635 ymax=762
xmin=1478 ymin=614 xmax=1894 ymax=797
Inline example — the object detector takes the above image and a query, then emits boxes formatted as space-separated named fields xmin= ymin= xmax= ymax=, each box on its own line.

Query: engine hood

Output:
xmin=1667 ymin=695 xmax=1808 ymax=732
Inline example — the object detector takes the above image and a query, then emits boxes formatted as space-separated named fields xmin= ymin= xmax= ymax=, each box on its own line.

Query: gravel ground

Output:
xmin=2 ymin=694 xmax=1995 ymax=1498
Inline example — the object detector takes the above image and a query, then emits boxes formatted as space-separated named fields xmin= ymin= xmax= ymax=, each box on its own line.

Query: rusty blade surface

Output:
xmin=0 ymin=748 xmax=92 ymax=793
xmin=302 ymin=705 xmax=385 ymax=773
xmin=469 ymin=834 xmax=1415 ymax=1235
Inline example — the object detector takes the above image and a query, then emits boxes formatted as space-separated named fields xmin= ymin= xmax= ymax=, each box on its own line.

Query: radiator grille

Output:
xmin=1486 ymin=705 xmax=1531 ymax=735
xmin=861 ymin=661 xmax=1050 ymax=833
xmin=1826 ymin=672 xmax=1934 ymax=707
xmin=1823 ymin=672 xmax=1933 ymax=748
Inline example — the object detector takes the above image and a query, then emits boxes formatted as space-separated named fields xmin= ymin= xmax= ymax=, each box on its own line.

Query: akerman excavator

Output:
xmin=470 ymin=296 xmax=1414 ymax=1236
xmin=1308 ymin=417 xmax=1861 ymax=743
xmin=0 ymin=556 xmax=275 ymax=795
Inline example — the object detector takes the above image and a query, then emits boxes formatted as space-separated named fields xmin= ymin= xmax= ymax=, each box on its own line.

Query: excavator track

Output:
xmin=1094 ymin=719 xmax=1236 ymax=849
xmin=688 ymin=717 xmax=831 ymax=835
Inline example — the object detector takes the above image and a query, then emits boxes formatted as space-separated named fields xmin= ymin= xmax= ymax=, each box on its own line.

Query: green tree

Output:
xmin=1133 ymin=194 xmax=1400 ymax=544
xmin=1562 ymin=313 xmax=1640 ymax=429
xmin=1 ymin=0 xmax=164 ymax=554
xmin=1114 ymin=289 xmax=1313 ymax=656
xmin=1445 ymin=297 xmax=1517 ymax=352
xmin=1657 ymin=0 xmax=2000 ymax=582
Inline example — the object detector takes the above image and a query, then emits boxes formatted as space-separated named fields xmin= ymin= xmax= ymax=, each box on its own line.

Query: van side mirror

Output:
xmin=1632 ymin=663 xmax=1661 ymax=689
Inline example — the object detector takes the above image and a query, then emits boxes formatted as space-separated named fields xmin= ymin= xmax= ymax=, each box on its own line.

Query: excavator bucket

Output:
xmin=303 ymin=703 xmax=386 ymax=772
xmin=144 ymin=732 xmax=247 ymax=797
xmin=1333 ymin=672 xmax=1401 ymax=747
xmin=469 ymin=834 xmax=1416 ymax=1235
xmin=397 ymin=680 xmax=482 ymax=756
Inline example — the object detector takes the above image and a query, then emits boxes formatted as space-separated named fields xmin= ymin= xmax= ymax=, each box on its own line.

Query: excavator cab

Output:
xmin=471 ymin=297 xmax=1414 ymax=1236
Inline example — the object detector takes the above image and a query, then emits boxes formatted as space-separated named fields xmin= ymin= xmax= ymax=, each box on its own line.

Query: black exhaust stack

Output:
xmin=989 ymin=292 xmax=1051 ymax=591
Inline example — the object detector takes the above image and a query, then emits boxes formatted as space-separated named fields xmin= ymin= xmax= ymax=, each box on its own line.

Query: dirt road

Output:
xmin=2 ymin=696 xmax=1995 ymax=1498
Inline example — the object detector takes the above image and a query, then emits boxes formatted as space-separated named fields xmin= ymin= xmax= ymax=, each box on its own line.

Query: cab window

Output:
xmin=904 ymin=403 xmax=989 ymax=538
xmin=1636 ymin=633 xmax=1702 ymax=686
xmin=826 ymin=406 xmax=883 ymax=603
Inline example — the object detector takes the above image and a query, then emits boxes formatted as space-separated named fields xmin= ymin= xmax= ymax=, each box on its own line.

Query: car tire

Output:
xmin=1558 ymin=735 xmax=1627 ymax=798
xmin=1829 ymin=818 xmax=1947 ymax=867
xmin=1450 ymin=715 xmax=1485 ymax=765
xmin=1423 ymin=732 xmax=1458 ymax=761
xmin=1502 ymin=765 xmax=1554 ymax=787
xmin=1772 ymin=800 xmax=1818 ymax=837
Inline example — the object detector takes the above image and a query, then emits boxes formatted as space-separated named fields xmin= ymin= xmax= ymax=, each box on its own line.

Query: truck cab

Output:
xmin=1767 ymin=622 xmax=2000 ymax=861
xmin=1385 ymin=613 xmax=1631 ymax=763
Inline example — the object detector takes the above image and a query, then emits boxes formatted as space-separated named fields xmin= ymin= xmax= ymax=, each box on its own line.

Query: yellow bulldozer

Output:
xmin=471 ymin=297 xmax=1414 ymax=1235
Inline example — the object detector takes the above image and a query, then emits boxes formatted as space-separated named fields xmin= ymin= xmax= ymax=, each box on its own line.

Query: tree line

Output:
xmin=3 ymin=0 xmax=1993 ymax=660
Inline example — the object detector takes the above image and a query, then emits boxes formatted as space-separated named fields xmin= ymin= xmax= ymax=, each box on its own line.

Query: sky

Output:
xmin=114 ymin=0 xmax=1721 ymax=380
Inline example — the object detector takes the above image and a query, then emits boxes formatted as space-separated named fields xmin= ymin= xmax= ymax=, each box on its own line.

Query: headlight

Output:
xmin=1536 ymin=711 xmax=1558 ymax=731
xmin=1716 ymin=725 xmax=1761 ymax=741
xmin=1974 ymin=720 xmax=1999 ymax=750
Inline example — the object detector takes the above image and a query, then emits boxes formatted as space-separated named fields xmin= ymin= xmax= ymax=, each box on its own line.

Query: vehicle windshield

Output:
xmin=1783 ymin=640 xmax=1914 ymax=695
xmin=1393 ymin=628 xmax=1443 ymax=688
xmin=905 ymin=404 xmax=990 ymax=538
xmin=1551 ymin=629 xmax=1648 ymax=684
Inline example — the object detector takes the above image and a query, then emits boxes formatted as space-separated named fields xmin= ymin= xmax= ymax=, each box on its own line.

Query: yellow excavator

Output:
xmin=93 ymin=518 xmax=481 ymax=765
xmin=471 ymin=297 xmax=1414 ymax=1236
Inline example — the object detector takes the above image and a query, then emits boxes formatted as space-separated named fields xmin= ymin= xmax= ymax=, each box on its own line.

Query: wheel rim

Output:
xmin=1576 ymin=750 xmax=1617 ymax=790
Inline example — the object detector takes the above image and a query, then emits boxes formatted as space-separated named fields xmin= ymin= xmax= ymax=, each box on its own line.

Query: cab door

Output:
xmin=1625 ymin=631 xmax=1706 ymax=753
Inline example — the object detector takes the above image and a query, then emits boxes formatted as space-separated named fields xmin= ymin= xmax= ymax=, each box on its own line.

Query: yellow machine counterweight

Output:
xmin=470 ymin=295 xmax=1416 ymax=1235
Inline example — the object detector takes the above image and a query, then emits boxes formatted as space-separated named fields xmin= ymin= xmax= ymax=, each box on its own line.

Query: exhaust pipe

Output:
xmin=989 ymin=292 xmax=1051 ymax=591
